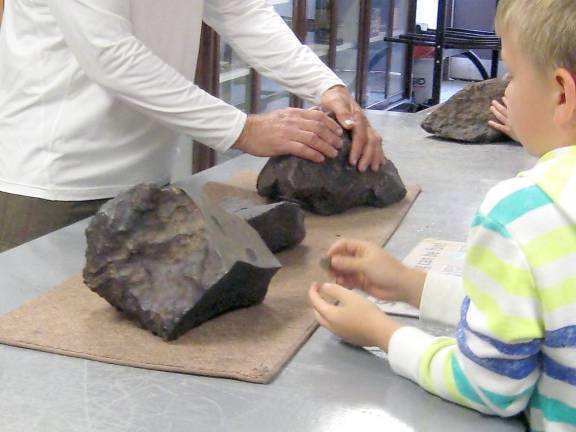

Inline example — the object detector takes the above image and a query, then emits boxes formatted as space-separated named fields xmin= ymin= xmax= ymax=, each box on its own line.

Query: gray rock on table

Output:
xmin=218 ymin=198 xmax=306 ymax=253
xmin=256 ymin=128 xmax=407 ymax=216
xmin=83 ymin=184 xmax=281 ymax=341
xmin=421 ymin=78 xmax=512 ymax=143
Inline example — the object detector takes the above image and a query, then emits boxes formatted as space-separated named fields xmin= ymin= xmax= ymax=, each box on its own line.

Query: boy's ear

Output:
xmin=553 ymin=68 xmax=576 ymax=126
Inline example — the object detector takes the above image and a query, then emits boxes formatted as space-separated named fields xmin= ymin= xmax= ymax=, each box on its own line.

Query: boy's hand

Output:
xmin=488 ymin=97 xmax=519 ymax=141
xmin=308 ymin=282 xmax=400 ymax=351
xmin=326 ymin=239 xmax=425 ymax=308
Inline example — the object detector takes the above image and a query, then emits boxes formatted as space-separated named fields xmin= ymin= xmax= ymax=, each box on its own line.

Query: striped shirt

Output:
xmin=389 ymin=145 xmax=576 ymax=431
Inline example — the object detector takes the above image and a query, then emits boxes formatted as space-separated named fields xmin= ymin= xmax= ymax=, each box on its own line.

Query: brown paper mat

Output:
xmin=0 ymin=171 xmax=420 ymax=383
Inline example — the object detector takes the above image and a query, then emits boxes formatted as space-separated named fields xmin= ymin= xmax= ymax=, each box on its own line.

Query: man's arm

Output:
xmin=47 ymin=0 xmax=246 ymax=152
xmin=204 ymin=0 xmax=385 ymax=171
xmin=204 ymin=0 xmax=344 ymax=105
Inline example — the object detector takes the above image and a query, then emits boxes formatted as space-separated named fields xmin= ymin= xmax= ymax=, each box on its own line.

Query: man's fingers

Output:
xmin=371 ymin=141 xmax=385 ymax=172
xmin=292 ymin=130 xmax=338 ymax=159
xmin=302 ymin=109 xmax=344 ymax=136
xmin=299 ymin=119 xmax=342 ymax=150
xmin=349 ymin=112 xmax=368 ymax=167
xmin=283 ymin=141 xmax=325 ymax=163
xmin=328 ymin=99 xmax=355 ymax=131
xmin=357 ymin=138 xmax=374 ymax=173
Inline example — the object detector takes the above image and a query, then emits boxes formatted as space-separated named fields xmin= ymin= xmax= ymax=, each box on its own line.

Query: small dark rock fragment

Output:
xmin=421 ymin=78 xmax=513 ymax=143
xmin=319 ymin=255 xmax=332 ymax=271
xmin=256 ymin=128 xmax=407 ymax=216
xmin=219 ymin=198 xmax=306 ymax=253
xmin=83 ymin=184 xmax=281 ymax=341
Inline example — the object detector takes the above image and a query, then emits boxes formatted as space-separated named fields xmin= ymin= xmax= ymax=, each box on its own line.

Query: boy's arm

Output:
xmin=388 ymin=215 xmax=543 ymax=416
xmin=419 ymin=273 xmax=465 ymax=327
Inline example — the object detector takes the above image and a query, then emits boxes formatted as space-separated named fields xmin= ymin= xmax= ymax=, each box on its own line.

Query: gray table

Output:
xmin=0 ymin=111 xmax=532 ymax=431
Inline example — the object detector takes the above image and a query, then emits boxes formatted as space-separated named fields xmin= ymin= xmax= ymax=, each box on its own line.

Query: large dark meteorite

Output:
xmin=219 ymin=198 xmax=305 ymax=253
xmin=83 ymin=184 xmax=281 ymax=341
xmin=256 ymin=128 xmax=407 ymax=216
xmin=421 ymin=78 xmax=513 ymax=143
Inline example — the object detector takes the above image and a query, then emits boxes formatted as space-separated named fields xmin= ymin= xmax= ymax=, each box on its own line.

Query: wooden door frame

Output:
xmin=192 ymin=24 xmax=219 ymax=173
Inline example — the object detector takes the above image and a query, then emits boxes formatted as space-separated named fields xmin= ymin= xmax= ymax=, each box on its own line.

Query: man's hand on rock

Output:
xmin=320 ymin=85 xmax=386 ymax=172
xmin=232 ymin=108 xmax=344 ymax=163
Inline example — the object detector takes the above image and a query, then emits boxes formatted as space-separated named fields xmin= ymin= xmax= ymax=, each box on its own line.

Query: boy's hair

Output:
xmin=495 ymin=0 xmax=576 ymax=74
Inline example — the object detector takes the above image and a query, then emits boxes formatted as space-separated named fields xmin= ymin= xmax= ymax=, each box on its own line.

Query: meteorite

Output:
xmin=421 ymin=78 xmax=514 ymax=143
xmin=83 ymin=184 xmax=281 ymax=341
xmin=218 ymin=198 xmax=305 ymax=253
xmin=256 ymin=126 xmax=407 ymax=216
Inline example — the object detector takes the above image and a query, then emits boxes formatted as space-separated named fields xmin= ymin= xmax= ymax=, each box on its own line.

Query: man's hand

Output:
xmin=320 ymin=85 xmax=385 ymax=172
xmin=232 ymin=108 xmax=343 ymax=163
xmin=488 ymin=97 xmax=518 ymax=141
xmin=308 ymin=282 xmax=401 ymax=351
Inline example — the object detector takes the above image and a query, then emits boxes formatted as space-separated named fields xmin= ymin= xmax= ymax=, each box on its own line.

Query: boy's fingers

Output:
xmin=329 ymin=272 xmax=360 ymax=289
xmin=309 ymin=283 xmax=338 ymax=318
xmin=330 ymin=255 xmax=365 ymax=274
xmin=313 ymin=310 xmax=333 ymax=331
xmin=490 ymin=105 xmax=508 ymax=121
xmin=327 ymin=270 xmax=356 ymax=286
xmin=490 ymin=106 xmax=508 ymax=123
xmin=327 ymin=238 xmax=365 ymax=257
xmin=326 ymin=238 xmax=351 ymax=256
xmin=488 ymin=120 xmax=510 ymax=134
xmin=491 ymin=99 xmax=506 ymax=112
xmin=319 ymin=283 xmax=349 ymax=302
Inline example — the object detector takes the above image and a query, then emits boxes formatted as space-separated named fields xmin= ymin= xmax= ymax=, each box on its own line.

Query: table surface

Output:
xmin=0 ymin=111 xmax=533 ymax=432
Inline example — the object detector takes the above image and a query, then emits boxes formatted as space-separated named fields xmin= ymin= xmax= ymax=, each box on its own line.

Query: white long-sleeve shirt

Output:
xmin=0 ymin=0 xmax=344 ymax=200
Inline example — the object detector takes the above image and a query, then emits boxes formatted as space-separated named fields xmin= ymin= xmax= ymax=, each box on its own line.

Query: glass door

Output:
xmin=386 ymin=0 xmax=411 ymax=101
xmin=219 ymin=42 xmax=253 ymax=113
xmin=365 ymin=0 xmax=392 ymax=107
xmin=333 ymin=0 xmax=360 ymax=100
xmin=259 ymin=0 xmax=295 ymax=113
xmin=217 ymin=42 xmax=254 ymax=164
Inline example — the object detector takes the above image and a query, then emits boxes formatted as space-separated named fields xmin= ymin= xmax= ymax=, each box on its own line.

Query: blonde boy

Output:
xmin=309 ymin=1 xmax=576 ymax=430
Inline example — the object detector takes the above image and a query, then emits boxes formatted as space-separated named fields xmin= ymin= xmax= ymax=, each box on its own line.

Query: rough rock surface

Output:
xmin=421 ymin=78 xmax=512 ymax=143
xmin=256 ymin=129 xmax=407 ymax=216
xmin=219 ymin=198 xmax=306 ymax=253
xmin=83 ymin=184 xmax=281 ymax=341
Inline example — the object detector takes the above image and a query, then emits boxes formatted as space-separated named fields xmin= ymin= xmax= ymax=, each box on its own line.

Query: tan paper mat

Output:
xmin=0 ymin=172 xmax=420 ymax=383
